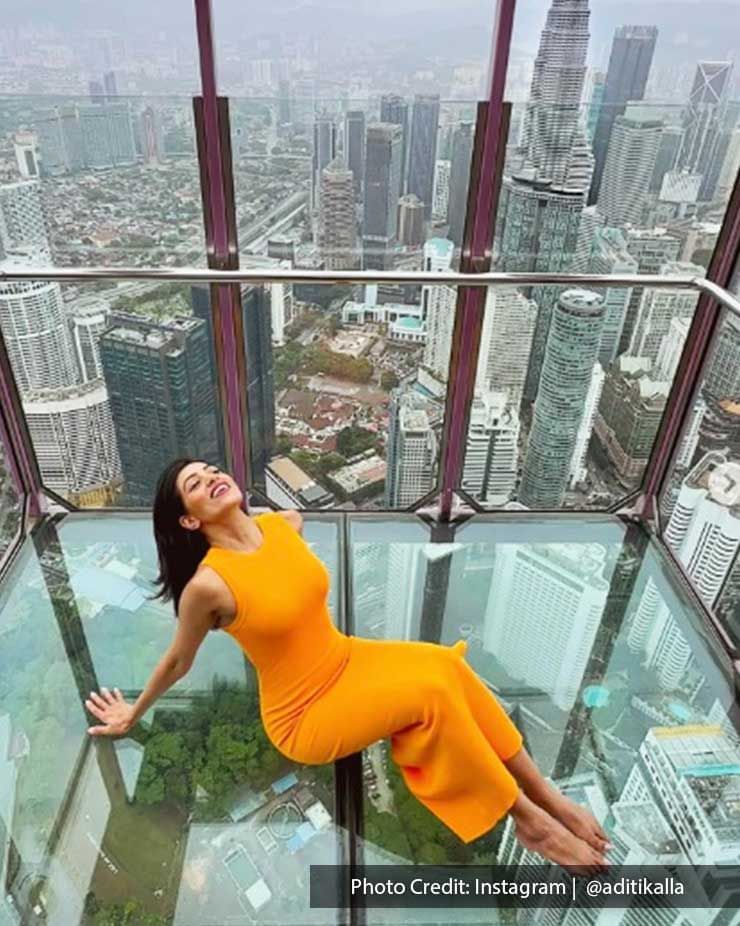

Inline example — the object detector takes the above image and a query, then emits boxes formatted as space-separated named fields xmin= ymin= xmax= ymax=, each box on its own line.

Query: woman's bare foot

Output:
xmin=535 ymin=788 xmax=611 ymax=853
xmin=509 ymin=790 xmax=609 ymax=876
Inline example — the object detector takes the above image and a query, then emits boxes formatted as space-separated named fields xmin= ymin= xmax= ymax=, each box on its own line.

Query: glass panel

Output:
xmin=0 ymin=438 xmax=22 ymax=562
xmin=659 ymin=298 xmax=740 ymax=650
xmin=459 ymin=281 xmax=701 ymax=511
xmin=0 ymin=278 xmax=227 ymax=507
xmin=228 ymin=96 xmax=476 ymax=270
xmin=486 ymin=0 xmax=740 ymax=514
xmin=350 ymin=513 xmax=738 ymax=921
xmin=0 ymin=95 xmax=205 ymax=269
xmin=237 ymin=272 xmax=461 ymax=510
xmin=0 ymin=513 xmax=344 ymax=925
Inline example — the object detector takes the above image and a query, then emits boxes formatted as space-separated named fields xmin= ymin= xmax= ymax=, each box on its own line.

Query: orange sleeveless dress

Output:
xmin=198 ymin=510 xmax=523 ymax=843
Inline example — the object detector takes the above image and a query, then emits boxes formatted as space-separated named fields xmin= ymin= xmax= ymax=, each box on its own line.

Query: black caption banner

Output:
xmin=310 ymin=865 xmax=740 ymax=909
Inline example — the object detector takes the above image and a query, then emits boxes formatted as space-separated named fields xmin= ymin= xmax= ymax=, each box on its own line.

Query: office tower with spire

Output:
xmin=519 ymin=0 xmax=591 ymax=188
xmin=678 ymin=61 xmax=734 ymax=200
xmin=312 ymin=112 xmax=337 ymax=210
xmin=344 ymin=109 xmax=365 ymax=202
xmin=380 ymin=94 xmax=409 ymax=192
xmin=589 ymin=25 xmax=658 ymax=203
xmin=519 ymin=289 xmax=606 ymax=508
xmin=318 ymin=159 xmax=358 ymax=270
xmin=362 ymin=123 xmax=403 ymax=270
xmin=447 ymin=122 xmax=474 ymax=246
xmin=597 ymin=115 xmax=663 ymax=227
xmin=407 ymin=95 xmax=440 ymax=219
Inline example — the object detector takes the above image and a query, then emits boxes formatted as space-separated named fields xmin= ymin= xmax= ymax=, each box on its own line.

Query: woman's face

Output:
xmin=175 ymin=461 xmax=243 ymax=531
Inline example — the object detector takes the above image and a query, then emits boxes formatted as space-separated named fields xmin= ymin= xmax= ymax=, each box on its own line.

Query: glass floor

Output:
xmin=1 ymin=511 xmax=739 ymax=926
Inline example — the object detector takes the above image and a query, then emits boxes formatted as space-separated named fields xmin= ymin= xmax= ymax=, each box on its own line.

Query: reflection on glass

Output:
xmin=350 ymin=514 xmax=739 ymax=925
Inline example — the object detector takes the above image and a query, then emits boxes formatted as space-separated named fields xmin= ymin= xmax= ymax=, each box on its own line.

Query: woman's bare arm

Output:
xmin=86 ymin=574 xmax=225 ymax=736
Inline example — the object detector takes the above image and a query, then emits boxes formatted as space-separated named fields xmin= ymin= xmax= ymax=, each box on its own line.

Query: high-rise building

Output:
xmin=13 ymin=132 xmax=39 ymax=179
xmin=362 ymin=122 xmax=403 ymax=270
xmin=597 ymin=116 xmax=663 ymax=227
xmin=704 ymin=313 xmax=740 ymax=401
xmin=462 ymin=390 xmax=520 ymax=507
xmin=678 ymin=61 xmax=734 ymax=198
xmin=475 ymin=287 xmax=537 ymax=410
xmin=277 ymin=79 xmax=291 ymax=126
xmin=70 ymin=303 xmax=108 ymax=383
xmin=447 ymin=122 xmax=474 ymax=246
xmin=139 ymin=107 xmax=163 ymax=164
xmin=694 ymin=398 xmax=740 ymax=468
xmin=665 ymin=452 xmax=740 ymax=608
xmin=519 ymin=289 xmax=606 ymax=508
xmin=312 ymin=113 xmax=337 ymax=209
xmin=588 ymin=226 xmax=638 ymax=367
xmin=589 ymin=25 xmax=658 ymax=202
xmin=407 ymin=94 xmax=440 ymax=219
xmin=585 ymin=70 xmax=605 ymax=143
xmin=421 ymin=238 xmax=455 ymax=381
xmin=627 ymin=578 xmax=691 ymax=689
xmin=23 ymin=381 xmax=122 ymax=505
xmin=379 ymin=95 xmax=409 ymax=192
xmin=483 ymin=542 xmax=609 ymax=710
xmin=385 ymin=388 xmax=437 ymax=507
xmin=344 ymin=109 xmax=365 ymax=202
xmin=519 ymin=0 xmax=591 ymax=187
xmin=432 ymin=159 xmax=451 ymax=222
xmin=570 ymin=362 xmax=605 ymax=487
xmin=655 ymin=316 xmax=690 ymax=382
xmin=35 ymin=105 xmax=85 ymax=175
xmin=397 ymin=194 xmax=425 ymax=247
xmin=0 ymin=267 xmax=78 ymax=393
xmin=78 ymin=102 xmax=136 ymax=168
xmin=0 ymin=181 xmax=50 ymax=257
xmin=242 ymin=286 xmax=276 ymax=488
xmin=717 ymin=127 xmax=740 ymax=201
xmin=100 ymin=316 xmax=222 ymax=505
xmin=318 ymin=159 xmax=358 ymax=270
xmin=495 ymin=170 xmax=587 ymax=400
xmin=593 ymin=356 xmax=670 ymax=487
xmin=618 ymin=227 xmax=681 ymax=355
xmin=103 ymin=70 xmax=118 ymax=99
xmin=628 ymin=261 xmax=702 ymax=363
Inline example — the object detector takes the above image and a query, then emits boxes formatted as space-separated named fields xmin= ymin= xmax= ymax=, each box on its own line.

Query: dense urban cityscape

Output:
xmin=2 ymin=1 xmax=740 ymax=924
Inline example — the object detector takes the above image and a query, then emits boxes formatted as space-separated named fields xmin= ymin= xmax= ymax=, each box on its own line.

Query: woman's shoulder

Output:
xmin=186 ymin=560 xmax=232 ymax=605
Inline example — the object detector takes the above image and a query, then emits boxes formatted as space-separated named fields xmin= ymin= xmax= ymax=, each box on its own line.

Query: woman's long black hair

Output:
xmin=151 ymin=458 xmax=210 ymax=615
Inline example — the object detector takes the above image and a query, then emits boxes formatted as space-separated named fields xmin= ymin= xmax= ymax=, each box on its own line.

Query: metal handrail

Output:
xmin=2 ymin=265 xmax=738 ymax=317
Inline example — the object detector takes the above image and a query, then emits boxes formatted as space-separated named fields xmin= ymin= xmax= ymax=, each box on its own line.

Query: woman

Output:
xmin=85 ymin=458 xmax=611 ymax=873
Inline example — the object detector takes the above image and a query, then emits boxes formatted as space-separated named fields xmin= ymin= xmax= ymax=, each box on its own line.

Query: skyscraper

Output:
xmin=461 ymin=390 xmax=520 ymax=507
xmin=312 ymin=112 xmax=337 ymax=210
xmin=344 ymin=109 xmax=365 ymax=202
xmin=0 ymin=181 xmax=50 ymax=258
xmin=596 ymin=115 xmax=663 ymax=227
xmin=447 ymin=122 xmax=474 ymax=247
xmin=397 ymin=194 xmax=425 ymax=247
xmin=34 ymin=105 xmax=85 ymax=175
xmin=78 ymin=102 xmax=136 ymax=168
xmin=587 ymin=226 xmax=638 ymax=368
xmin=519 ymin=0 xmax=591 ymax=187
xmin=475 ymin=287 xmax=537 ymax=410
xmin=678 ymin=61 xmax=734 ymax=196
xmin=421 ymin=238 xmax=455 ymax=380
xmin=379 ymin=95 xmax=409 ymax=192
xmin=318 ymin=159 xmax=358 ymax=270
xmin=589 ymin=25 xmax=658 ymax=202
xmin=100 ymin=316 xmax=221 ymax=505
xmin=628 ymin=261 xmax=702 ymax=363
xmin=432 ymin=159 xmax=451 ymax=222
xmin=362 ymin=122 xmax=403 ymax=270
xmin=519 ymin=289 xmax=606 ymax=508
xmin=407 ymin=95 xmax=440 ymax=219
xmin=385 ymin=388 xmax=437 ymax=507
xmin=242 ymin=285 xmax=276 ymax=488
